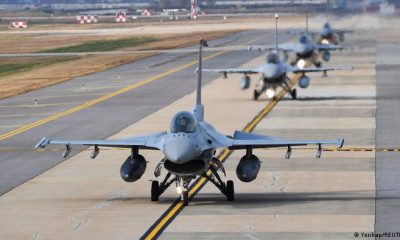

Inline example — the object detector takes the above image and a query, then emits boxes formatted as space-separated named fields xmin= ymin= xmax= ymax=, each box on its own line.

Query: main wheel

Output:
xmin=226 ymin=180 xmax=234 ymax=201
xmin=151 ymin=181 xmax=160 ymax=202
xmin=291 ymin=89 xmax=297 ymax=100
xmin=253 ymin=89 xmax=260 ymax=101
xmin=182 ymin=191 xmax=189 ymax=206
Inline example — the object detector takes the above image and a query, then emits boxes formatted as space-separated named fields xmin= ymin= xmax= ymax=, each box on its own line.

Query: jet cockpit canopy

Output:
xmin=170 ymin=111 xmax=197 ymax=133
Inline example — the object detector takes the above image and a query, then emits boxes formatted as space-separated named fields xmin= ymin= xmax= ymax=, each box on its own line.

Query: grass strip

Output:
xmin=39 ymin=37 xmax=158 ymax=53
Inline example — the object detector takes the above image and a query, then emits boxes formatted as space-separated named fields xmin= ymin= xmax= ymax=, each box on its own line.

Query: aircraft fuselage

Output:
xmin=260 ymin=62 xmax=287 ymax=85
xmin=163 ymin=124 xmax=213 ymax=177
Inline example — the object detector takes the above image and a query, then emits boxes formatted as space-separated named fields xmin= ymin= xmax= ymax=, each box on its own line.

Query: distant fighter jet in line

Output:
xmin=202 ymin=14 xmax=352 ymax=101
xmin=317 ymin=21 xmax=353 ymax=45
xmin=35 ymin=39 xmax=344 ymax=206
xmin=279 ymin=13 xmax=352 ymax=66
xmin=251 ymin=13 xmax=346 ymax=68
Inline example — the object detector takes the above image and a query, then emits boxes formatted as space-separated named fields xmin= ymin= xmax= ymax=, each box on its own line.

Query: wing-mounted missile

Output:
xmin=62 ymin=144 xmax=71 ymax=158
xmin=35 ymin=137 xmax=50 ymax=149
xmin=90 ymin=145 xmax=100 ymax=159
xmin=316 ymin=144 xmax=322 ymax=158
xmin=285 ymin=146 xmax=292 ymax=159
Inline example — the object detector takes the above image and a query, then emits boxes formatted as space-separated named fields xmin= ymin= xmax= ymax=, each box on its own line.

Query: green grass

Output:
xmin=0 ymin=58 xmax=76 ymax=78
xmin=39 ymin=37 xmax=158 ymax=53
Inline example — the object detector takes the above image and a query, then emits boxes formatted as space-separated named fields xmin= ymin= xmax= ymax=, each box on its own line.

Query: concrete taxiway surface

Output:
xmin=0 ymin=15 xmax=399 ymax=240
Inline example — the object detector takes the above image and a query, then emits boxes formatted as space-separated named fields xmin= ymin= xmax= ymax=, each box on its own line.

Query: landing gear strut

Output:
xmin=253 ymin=78 xmax=267 ymax=101
xmin=203 ymin=164 xmax=235 ymax=201
xmin=253 ymin=89 xmax=260 ymax=101
xmin=181 ymin=177 xmax=191 ymax=206
xmin=283 ymin=81 xmax=297 ymax=100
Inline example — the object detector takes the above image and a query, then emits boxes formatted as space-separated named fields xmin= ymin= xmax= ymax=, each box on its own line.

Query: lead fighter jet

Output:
xmin=35 ymin=39 xmax=344 ymax=206
xmin=202 ymin=14 xmax=352 ymax=100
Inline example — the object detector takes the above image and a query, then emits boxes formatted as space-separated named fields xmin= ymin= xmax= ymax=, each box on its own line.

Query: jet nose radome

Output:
xmin=164 ymin=135 xmax=199 ymax=163
xmin=321 ymin=28 xmax=330 ymax=37
xmin=263 ymin=64 xmax=279 ymax=79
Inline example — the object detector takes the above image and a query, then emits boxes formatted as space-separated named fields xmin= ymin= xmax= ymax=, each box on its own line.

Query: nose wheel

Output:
xmin=181 ymin=190 xmax=189 ymax=206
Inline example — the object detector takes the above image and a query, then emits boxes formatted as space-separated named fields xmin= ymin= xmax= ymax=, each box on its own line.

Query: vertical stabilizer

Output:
xmin=274 ymin=13 xmax=279 ymax=53
xmin=305 ymin=11 xmax=309 ymax=34
xmin=193 ymin=39 xmax=208 ymax=122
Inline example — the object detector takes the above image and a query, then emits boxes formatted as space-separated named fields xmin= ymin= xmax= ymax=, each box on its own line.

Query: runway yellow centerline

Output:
xmin=141 ymin=75 xmax=300 ymax=240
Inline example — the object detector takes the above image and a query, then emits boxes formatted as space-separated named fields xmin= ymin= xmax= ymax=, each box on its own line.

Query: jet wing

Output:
xmin=202 ymin=67 xmax=261 ymax=75
xmin=228 ymin=131 xmax=344 ymax=150
xmin=334 ymin=29 xmax=353 ymax=34
xmin=247 ymin=45 xmax=276 ymax=51
xmin=290 ymin=66 xmax=353 ymax=74
xmin=316 ymin=44 xmax=344 ymax=51
xmin=35 ymin=131 xmax=167 ymax=151
xmin=287 ymin=30 xmax=318 ymax=38
xmin=277 ymin=43 xmax=298 ymax=52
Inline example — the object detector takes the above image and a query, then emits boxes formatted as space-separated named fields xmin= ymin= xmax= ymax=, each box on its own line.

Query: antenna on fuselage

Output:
xmin=193 ymin=39 xmax=208 ymax=122
xmin=274 ymin=13 xmax=279 ymax=54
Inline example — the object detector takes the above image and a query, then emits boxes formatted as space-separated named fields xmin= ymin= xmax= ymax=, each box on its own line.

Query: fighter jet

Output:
xmin=202 ymin=14 xmax=352 ymax=101
xmin=318 ymin=21 xmax=353 ymax=45
xmin=35 ymin=39 xmax=344 ymax=206
xmin=276 ymin=13 xmax=349 ymax=66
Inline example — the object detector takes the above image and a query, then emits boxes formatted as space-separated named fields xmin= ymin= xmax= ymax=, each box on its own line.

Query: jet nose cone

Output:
xmin=263 ymin=65 xmax=278 ymax=79
xmin=164 ymin=135 xmax=199 ymax=163
xmin=299 ymin=45 xmax=307 ymax=54
xmin=321 ymin=29 xmax=330 ymax=37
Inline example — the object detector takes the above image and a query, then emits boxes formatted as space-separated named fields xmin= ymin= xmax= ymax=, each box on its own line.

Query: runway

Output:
xmin=0 ymin=15 xmax=399 ymax=240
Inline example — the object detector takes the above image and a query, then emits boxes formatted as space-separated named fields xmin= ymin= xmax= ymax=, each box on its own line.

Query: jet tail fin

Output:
xmin=305 ymin=8 xmax=309 ymax=34
xmin=193 ymin=39 xmax=208 ymax=122
xmin=274 ymin=13 xmax=279 ymax=54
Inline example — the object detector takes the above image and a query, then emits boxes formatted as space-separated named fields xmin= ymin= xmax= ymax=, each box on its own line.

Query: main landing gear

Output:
xmin=290 ymin=88 xmax=297 ymax=100
xmin=202 ymin=158 xmax=234 ymax=201
xmin=151 ymin=158 xmax=234 ymax=206
xmin=283 ymin=81 xmax=297 ymax=100
xmin=253 ymin=89 xmax=261 ymax=101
